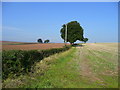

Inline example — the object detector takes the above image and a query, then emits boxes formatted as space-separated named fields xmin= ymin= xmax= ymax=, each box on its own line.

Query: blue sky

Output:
xmin=2 ymin=2 xmax=118 ymax=43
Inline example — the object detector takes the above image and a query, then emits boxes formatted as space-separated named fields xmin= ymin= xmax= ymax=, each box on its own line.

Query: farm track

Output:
xmin=3 ymin=43 xmax=118 ymax=88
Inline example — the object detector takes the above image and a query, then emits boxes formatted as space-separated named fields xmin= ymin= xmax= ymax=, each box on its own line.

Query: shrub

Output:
xmin=2 ymin=46 xmax=71 ymax=80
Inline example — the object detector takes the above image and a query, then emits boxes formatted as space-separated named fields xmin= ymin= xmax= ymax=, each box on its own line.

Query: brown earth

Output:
xmin=2 ymin=43 xmax=69 ymax=50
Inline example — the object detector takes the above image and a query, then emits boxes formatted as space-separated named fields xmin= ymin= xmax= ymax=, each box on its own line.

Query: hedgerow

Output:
xmin=2 ymin=46 xmax=71 ymax=80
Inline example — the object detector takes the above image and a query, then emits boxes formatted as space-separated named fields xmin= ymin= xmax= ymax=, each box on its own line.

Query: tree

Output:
xmin=60 ymin=21 xmax=84 ymax=45
xmin=37 ymin=39 xmax=43 ymax=43
xmin=83 ymin=38 xmax=88 ymax=43
xmin=44 ymin=39 xmax=50 ymax=43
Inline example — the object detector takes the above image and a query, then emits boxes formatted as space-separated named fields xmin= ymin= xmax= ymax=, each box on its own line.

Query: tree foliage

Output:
xmin=83 ymin=38 xmax=88 ymax=43
xmin=60 ymin=21 xmax=84 ymax=44
xmin=37 ymin=39 xmax=43 ymax=43
xmin=44 ymin=39 xmax=50 ymax=43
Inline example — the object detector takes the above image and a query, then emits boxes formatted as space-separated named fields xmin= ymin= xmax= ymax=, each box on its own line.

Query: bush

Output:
xmin=2 ymin=46 xmax=71 ymax=80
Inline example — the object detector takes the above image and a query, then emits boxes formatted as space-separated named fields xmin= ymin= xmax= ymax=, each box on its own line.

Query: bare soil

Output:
xmin=2 ymin=41 xmax=69 ymax=50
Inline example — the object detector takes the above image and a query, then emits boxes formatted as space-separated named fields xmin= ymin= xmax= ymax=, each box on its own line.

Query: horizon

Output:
xmin=1 ymin=40 xmax=119 ymax=44
xmin=2 ymin=2 xmax=118 ymax=43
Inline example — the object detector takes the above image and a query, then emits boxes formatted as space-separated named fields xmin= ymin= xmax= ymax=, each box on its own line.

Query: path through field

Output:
xmin=3 ymin=43 xmax=118 ymax=88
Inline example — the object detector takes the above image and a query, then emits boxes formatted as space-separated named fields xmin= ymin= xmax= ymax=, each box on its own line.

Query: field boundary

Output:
xmin=2 ymin=46 xmax=71 ymax=80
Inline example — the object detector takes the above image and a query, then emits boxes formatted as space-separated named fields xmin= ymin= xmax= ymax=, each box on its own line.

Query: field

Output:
xmin=3 ymin=43 xmax=118 ymax=88
xmin=2 ymin=41 xmax=69 ymax=50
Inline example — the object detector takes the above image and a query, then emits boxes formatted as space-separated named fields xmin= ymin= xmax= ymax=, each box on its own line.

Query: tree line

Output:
xmin=37 ymin=39 xmax=50 ymax=43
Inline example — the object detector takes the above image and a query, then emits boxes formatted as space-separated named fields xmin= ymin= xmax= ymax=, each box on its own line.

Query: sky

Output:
xmin=2 ymin=2 xmax=118 ymax=43
xmin=2 ymin=0 xmax=119 ymax=2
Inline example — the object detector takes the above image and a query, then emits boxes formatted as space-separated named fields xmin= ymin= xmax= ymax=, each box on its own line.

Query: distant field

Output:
xmin=2 ymin=41 xmax=69 ymax=50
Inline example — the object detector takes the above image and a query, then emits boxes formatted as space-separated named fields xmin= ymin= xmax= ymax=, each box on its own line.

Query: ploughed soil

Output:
xmin=2 ymin=41 xmax=69 ymax=50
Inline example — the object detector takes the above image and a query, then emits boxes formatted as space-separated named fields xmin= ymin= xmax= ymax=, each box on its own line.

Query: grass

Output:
xmin=2 ymin=43 xmax=118 ymax=88
xmin=3 ymin=48 xmax=76 ymax=88
xmin=20 ymin=47 xmax=77 ymax=88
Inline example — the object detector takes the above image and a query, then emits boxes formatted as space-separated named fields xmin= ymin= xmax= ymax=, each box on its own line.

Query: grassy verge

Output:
xmin=4 ymin=47 xmax=97 ymax=88
xmin=20 ymin=47 xmax=103 ymax=88
xmin=3 ymin=47 xmax=75 ymax=88
xmin=20 ymin=47 xmax=77 ymax=88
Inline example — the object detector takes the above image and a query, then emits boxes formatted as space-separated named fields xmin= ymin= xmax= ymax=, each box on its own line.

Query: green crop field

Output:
xmin=3 ymin=43 xmax=118 ymax=88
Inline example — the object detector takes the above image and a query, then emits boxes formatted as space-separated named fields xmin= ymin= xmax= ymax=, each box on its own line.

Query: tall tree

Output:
xmin=37 ymin=39 xmax=43 ymax=43
xmin=60 ymin=21 xmax=84 ymax=44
